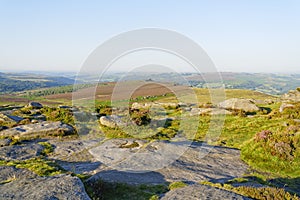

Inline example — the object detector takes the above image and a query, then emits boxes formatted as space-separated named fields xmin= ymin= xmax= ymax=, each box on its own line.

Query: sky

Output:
xmin=0 ymin=0 xmax=299 ymax=73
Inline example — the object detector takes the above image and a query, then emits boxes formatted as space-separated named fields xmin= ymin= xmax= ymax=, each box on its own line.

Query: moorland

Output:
xmin=0 ymin=71 xmax=299 ymax=200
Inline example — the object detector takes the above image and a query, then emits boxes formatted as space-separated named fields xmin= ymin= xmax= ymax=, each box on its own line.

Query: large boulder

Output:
xmin=0 ymin=121 xmax=76 ymax=139
xmin=27 ymin=102 xmax=43 ymax=109
xmin=0 ymin=167 xmax=91 ymax=200
xmin=89 ymin=140 xmax=248 ymax=182
xmin=99 ymin=115 xmax=123 ymax=128
xmin=218 ymin=98 xmax=260 ymax=112
xmin=282 ymin=88 xmax=300 ymax=102
xmin=279 ymin=103 xmax=295 ymax=113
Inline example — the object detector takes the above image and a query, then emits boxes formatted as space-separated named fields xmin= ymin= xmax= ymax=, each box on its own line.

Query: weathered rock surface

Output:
xmin=279 ymin=103 xmax=295 ymax=113
xmin=0 ymin=143 xmax=43 ymax=161
xmin=0 ymin=121 xmax=75 ymax=139
xmin=0 ymin=138 xmax=12 ymax=147
xmin=161 ymin=184 xmax=250 ymax=200
xmin=0 ymin=169 xmax=91 ymax=200
xmin=27 ymin=101 xmax=43 ymax=109
xmin=159 ymin=143 xmax=248 ymax=183
xmin=282 ymin=88 xmax=300 ymax=102
xmin=99 ymin=115 xmax=123 ymax=128
xmin=89 ymin=140 xmax=248 ymax=184
xmin=218 ymin=98 xmax=260 ymax=112
xmin=0 ymin=166 xmax=37 ymax=182
xmin=190 ymin=108 xmax=232 ymax=116
xmin=131 ymin=102 xmax=179 ymax=110
xmin=0 ymin=113 xmax=24 ymax=123
xmin=48 ymin=139 xmax=103 ymax=174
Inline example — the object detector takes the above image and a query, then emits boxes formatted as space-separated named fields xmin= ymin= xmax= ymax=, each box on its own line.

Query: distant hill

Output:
xmin=0 ymin=72 xmax=75 ymax=93
xmin=185 ymin=72 xmax=300 ymax=95
xmin=1 ymin=71 xmax=300 ymax=95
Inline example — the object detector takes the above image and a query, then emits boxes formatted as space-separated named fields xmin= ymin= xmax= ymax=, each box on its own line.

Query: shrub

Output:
xmin=129 ymin=108 xmax=151 ymax=126
xmin=241 ymin=126 xmax=300 ymax=177
xmin=95 ymin=104 xmax=112 ymax=116
xmin=255 ymin=130 xmax=273 ymax=142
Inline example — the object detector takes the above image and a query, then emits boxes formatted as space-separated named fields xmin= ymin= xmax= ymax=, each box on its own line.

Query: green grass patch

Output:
xmin=0 ymin=158 xmax=64 ymax=176
xmin=201 ymin=181 xmax=299 ymax=200
xmin=41 ymin=106 xmax=74 ymax=125
xmin=168 ymin=181 xmax=187 ymax=190
xmin=38 ymin=141 xmax=54 ymax=156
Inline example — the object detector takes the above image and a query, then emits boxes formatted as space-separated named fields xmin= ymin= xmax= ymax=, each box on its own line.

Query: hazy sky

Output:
xmin=0 ymin=1 xmax=299 ymax=73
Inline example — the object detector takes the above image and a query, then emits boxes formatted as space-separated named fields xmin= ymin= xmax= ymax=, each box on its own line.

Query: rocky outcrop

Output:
xmin=99 ymin=115 xmax=124 ymax=128
xmin=0 ymin=166 xmax=91 ymax=200
xmin=190 ymin=108 xmax=232 ymax=116
xmin=218 ymin=98 xmax=260 ymax=112
xmin=89 ymin=140 xmax=248 ymax=184
xmin=0 ymin=143 xmax=43 ymax=161
xmin=279 ymin=103 xmax=295 ymax=113
xmin=282 ymin=88 xmax=300 ymax=102
xmin=0 ymin=121 xmax=76 ymax=139
xmin=161 ymin=184 xmax=250 ymax=200
xmin=131 ymin=102 xmax=179 ymax=110
xmin=27 ymin=102 xmax=43 ymax=109
xmin=0 ymin=113 xmax=24 ymax=123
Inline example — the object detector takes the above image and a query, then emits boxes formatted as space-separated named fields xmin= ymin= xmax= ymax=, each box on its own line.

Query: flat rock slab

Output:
xmin=89 ymin=139 xmax=248 ymax=184
xmin=159 ymin=143 xmax=248 ymax=183
xmin=161 ymin=184 xmax=250 ymax=200
xmin=0 ymin=166 xmax=37 ymax=182
xmin=0 ymin=143 xmax=43 ymax=161
xmin=88 ymin=170 xmax=166 ymax=185
xmin=48 ymin=139 xmax=102 ymax=161
xmin=0 ymin=121 xmax=75 ymax=139
xmin=0 ymin=173 xmax=91 ymax=200
xmin=57 ymin=161 xmax=102 ymax=175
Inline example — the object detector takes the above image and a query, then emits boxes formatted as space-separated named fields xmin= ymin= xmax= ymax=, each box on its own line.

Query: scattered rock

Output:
xmin=264 ymin=99 xmax=275 ymax=104
xmin=0 ymin=143 xmax=44 ymax=161
xmin=218 ymin=98 xmax=260 ymax=112
xmin=190 ymin=108 xmax=231 ymax=116
xmin=279 ymin=103 xmax=295 ymax=113
xmin=0 ymin=113 xmax=24 ymax=123
xmin=161 ymin=184 xmax=250 ymax=200
xmin=58 ymin=105 xmax=72 ymax=109
xmin=99 ymin=115 xmax=123 ymax=128
xmin=0 ymin=121 xmax=76 ymax=139
xmin=0 ymin=173 xmax=91 ymax=200
xmin=31 ymin=114 xmax=46 ymax=121
xmin=0 ymin=105 xmax=23 ymax=112
xmin=131 ymin=102 xmax=179 ymax=110
xmin=27 ymin=102 xmax=43 ymax=109
xmin=282 ymin=88 xmax=300 ymax=102
xmin=131 ymin=102 xmax=152 ymax=110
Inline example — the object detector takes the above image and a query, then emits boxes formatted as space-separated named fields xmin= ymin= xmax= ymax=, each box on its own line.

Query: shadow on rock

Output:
xmin=87 ymin=169 xmax=167 ymax=185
